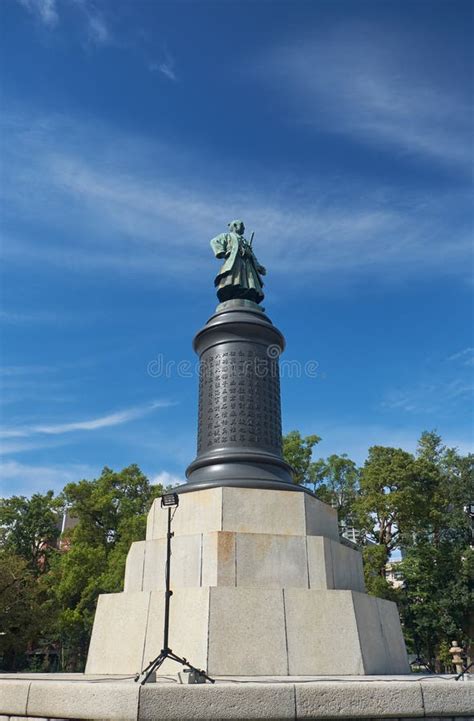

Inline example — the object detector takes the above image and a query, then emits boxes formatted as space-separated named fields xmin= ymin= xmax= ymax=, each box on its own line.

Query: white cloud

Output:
xmin=258 ymin=24 xmax=471 ymax=168
xmin=0 ymin=309 xmax=60 ymax=324
xmin=18 ymin=0 xmax=58 ymax=28
xmin=1 ymin=110 xmax=472 ymax=286
xmin=17 ymin=0 xmax=111 ymax=46
xmin=447 ymin=348 xmax=474 ymax=366
xmin=87 ymin=13 xmax=109 ymax=45
xmin=381 ymin=378 xmax=474 ymax=415
xmin=149 ymin=49 xmax=177 ymax=81
xmin=0 ymin=400 xmax=172 ymax=440
xmin=151 ymin=470 xmax=183 ymax=488
xmin=0 ymin=364 xmax=55 ymax=377
xmin=0 ymin=459 xmax=96 ymax=496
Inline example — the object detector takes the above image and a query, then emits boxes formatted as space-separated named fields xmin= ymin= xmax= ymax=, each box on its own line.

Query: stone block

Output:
xmin=124 ymin=540 xmax=145 ymax=592
xmin=236 ymin=533 xmax=308 ymax=588
xmin=26 ymin=681 xmax=139 ymax=720
xmin=141 ymin=538 xmax=165 ymax=591
xmin=142 ymin=588 xmax=210 ymax=676
xmin=85 ymin=591 xmax=150 ymax=674
xmin=422 ymin=681 xmax=474 ymax=716
xmin=306 ymin=538 xmax=365 ymax=592
xmin=353 ymin=592 xmax=409 ymax=673
xmin=0 ymin=680 xmax=30 ymax=715
xmin=147 ymin=489 xmax=222 ymax=540
xmin=207 ymin=587 xmax=288 ymax=675
xmin=295 ymin=680 xmax=424 ymax=718
xmin=304 ymin=494 xmax=339 ymax=541
xmin=284 ymin=589 xmax=364 ymax=674
xmin=375 ymin=598 xmax=410 ymax=673
xmin=168 ymin=534 xmax=202 ymax=589
xmin=142 ymin=535 xmax=202 ymax=591
xmin=352 ymin=592 xmax=389 ymax=673
xmin=139 ymin=683 xmax=296 ymax=721
xmin=221 ymin=487 xmax=306 ymax=535
xmin=307 ymin=537 xmax=333 ymax=589
xmin=202 ymin=531 xmax=236 ymax=586
xmin=330 ymin=540 xmax=365 ymax=592
xmin=145 ymin=500 xmax=156 ymax=542
xmin=147 ymin=487 xmax=342 ymax=541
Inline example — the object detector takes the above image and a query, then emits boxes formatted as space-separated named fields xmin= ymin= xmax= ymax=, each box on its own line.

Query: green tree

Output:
xmin=0 ymin=551 xmax=44 ymax=670
xmin=47 ymin=464 xmax=161 ymax=670
xmin=354 ymin=445 xmax=428 ymax=593
xmin=0 ymin=491 xmax=63 ymax=574
xmin=310 ymin=453 xmax=360 ymax=529
xmin=282 ymin=430 xmax=321 ymax=485
xmin=397 ymin=434 xmax=474 ymax=667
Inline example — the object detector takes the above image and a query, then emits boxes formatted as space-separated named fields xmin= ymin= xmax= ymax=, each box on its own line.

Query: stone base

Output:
xmin=86 ymin=487 xmax=410 ymax=677
xmin=124 ymin=534 xmax=365 ymax=593
xmin=1 ymin=673 xmax=473 ymax=721
xmin=86 ymin=587 xmax=409 ymax=675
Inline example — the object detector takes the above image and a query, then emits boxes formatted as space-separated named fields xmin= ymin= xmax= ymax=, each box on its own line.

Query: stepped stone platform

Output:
xmin=85 ymin=487 xmax=409 ymax=676
xmin=0 ymin=673 xmax=473 ymax=721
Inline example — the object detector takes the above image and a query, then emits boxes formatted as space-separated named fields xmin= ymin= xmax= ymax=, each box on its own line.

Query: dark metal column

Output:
xmin=180 ymin=299 xmax=303 ymax=494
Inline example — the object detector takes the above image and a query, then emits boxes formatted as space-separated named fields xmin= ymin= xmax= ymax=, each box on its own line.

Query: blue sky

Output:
xmin=0 ymin=0 xmax=473 ymax=497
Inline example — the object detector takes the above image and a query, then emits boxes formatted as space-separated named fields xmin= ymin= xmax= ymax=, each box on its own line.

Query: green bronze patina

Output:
xmin=210 ymin=220 xmax=266 ymax=304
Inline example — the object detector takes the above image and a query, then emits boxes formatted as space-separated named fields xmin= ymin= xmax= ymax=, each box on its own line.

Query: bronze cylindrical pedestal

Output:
xmin=181 ymin=299 xmax=304 ymax=494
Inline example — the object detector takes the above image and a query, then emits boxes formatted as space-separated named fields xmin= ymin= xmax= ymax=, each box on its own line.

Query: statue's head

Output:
xmin=228 ymin=219 xmax=245 ymax=235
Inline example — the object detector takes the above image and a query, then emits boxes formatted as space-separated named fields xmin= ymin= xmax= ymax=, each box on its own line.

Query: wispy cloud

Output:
xmin=17 ymin=0 xmax=112 ymax=46
xmin=448 ymin=348 xmax=474 ymax=367
xmin=0 ymin=309 xmax=61 ymax=324
xmin=0 ymin=459 xmax=96 ymax=496
xmin=18 ymin=0 xmax=59 ymax=28
xmin=152 ymin=470 xmax=183 ymax=488
xmin=71 ymin=0 xmax=111 ymax=46
xmin=382 ymin=378 xmax=474 ymax=415
xmin=0 ymin=400 xmax=172 ymax=440
xmin=0 ymin=364 xmax=55 ymax=377
xmin=258 ymin=23 xmax=471 ymax=168
xmin=86 ymin=13 xmax=109 ymax=45
xmin=149 ymin=50 xmax=177 ymax=81
xmin=1 ymin=110 xmax=472 ymax=287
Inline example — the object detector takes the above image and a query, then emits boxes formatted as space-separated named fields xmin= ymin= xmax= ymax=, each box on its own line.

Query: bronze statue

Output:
xmin=210 ymin=220 xmax=266 ymax=304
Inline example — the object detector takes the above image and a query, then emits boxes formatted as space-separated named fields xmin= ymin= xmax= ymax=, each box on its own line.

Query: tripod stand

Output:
xmin=455 ymin=660 xmax=474 ymax=681
xmin=135 ymin=494 xmax=215 ymax=685
xmin=409 ymin=639 xmax=433 ymax=674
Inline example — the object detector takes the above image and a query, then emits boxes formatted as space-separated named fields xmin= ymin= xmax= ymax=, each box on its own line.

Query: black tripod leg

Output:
xmin=455 ymin=660 xmax=474 ymax=681
xmin=167 ymin=651 xmax=215 ymax=684
xmin=137 ymin=652 xmax=167 ymax=685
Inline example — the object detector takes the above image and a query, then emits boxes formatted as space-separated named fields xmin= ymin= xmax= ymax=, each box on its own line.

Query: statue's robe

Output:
xmin=210 ymin=231 xmax=265 ymax=304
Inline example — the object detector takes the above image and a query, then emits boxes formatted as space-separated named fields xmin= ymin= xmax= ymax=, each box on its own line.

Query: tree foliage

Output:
xmin=396 ymin=433 xmax=474 ymax=666
xmin=311 ymin=454 xmax=360 ymax=529
xmin=0 ymin=465 xmax=161 ymax=671
xmin=0 ymin=491 xmax=63 ymax=574
xmin=282 ymin=430 xmax=321 ymax=485
xmin=282 ymin=429 xmax=473 ymax=667
xmin=0 ymin=551 xmax=45 ymax=670
xmin=282 ymin=432 xmax=359 ymax=529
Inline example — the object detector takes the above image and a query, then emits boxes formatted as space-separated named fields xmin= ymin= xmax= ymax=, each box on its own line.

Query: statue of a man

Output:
xmin=210 ymin=220 xmax=266 ymax=304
